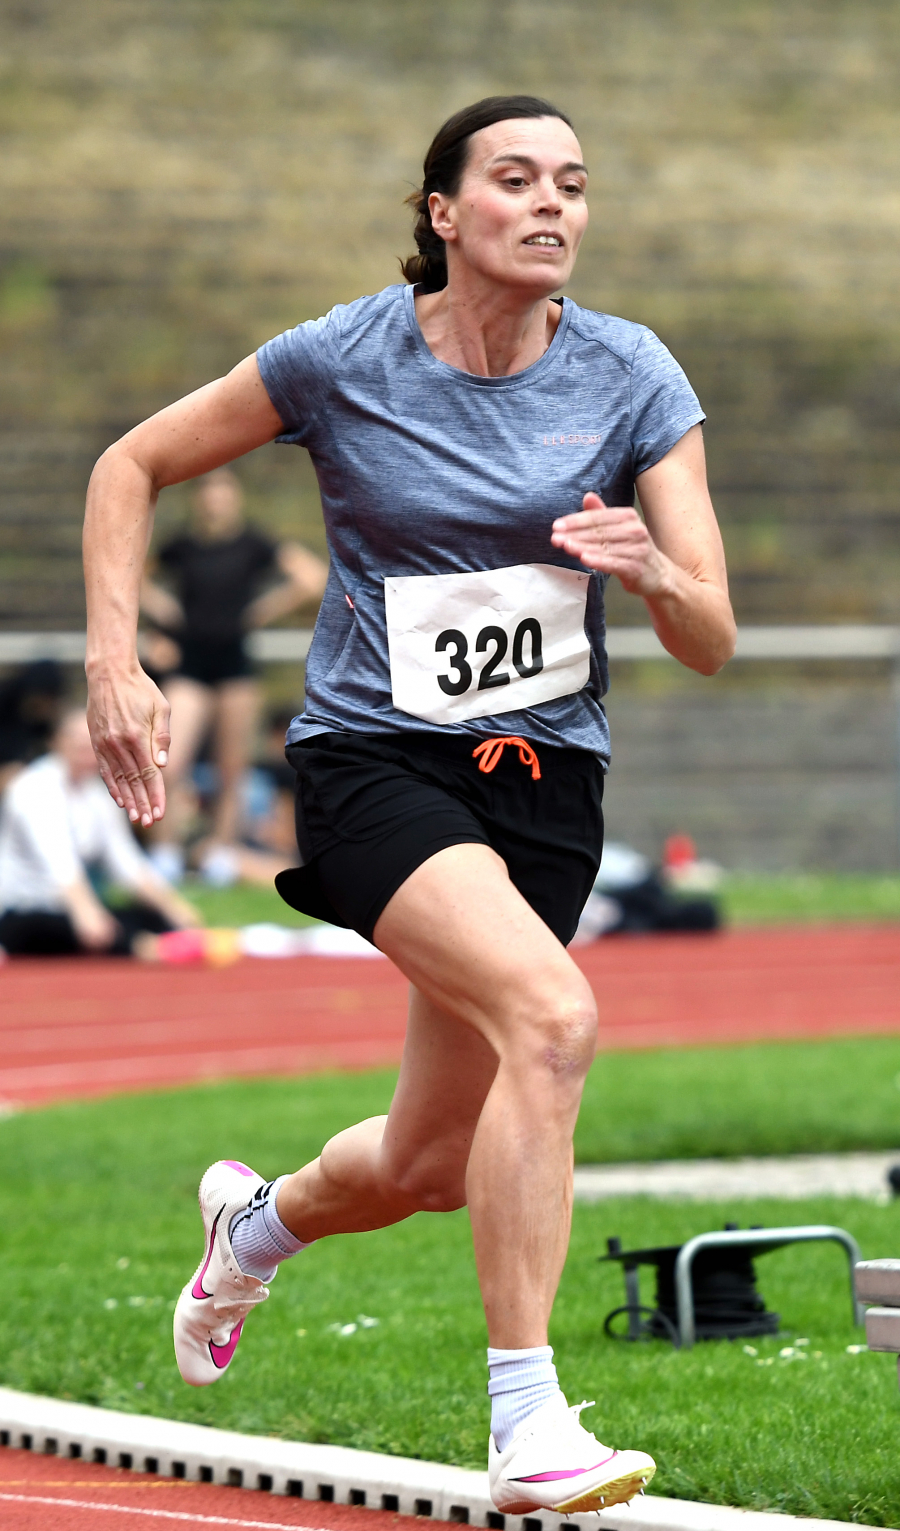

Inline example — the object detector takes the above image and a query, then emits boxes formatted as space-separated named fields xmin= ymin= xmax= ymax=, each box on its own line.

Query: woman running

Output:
xmin=140 ymin=465 xmax=326 ymax=875
xmin=84 ymin=95 xmax=735 ymax=1515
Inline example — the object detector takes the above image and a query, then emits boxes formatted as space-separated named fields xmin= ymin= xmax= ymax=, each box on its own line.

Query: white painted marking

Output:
xmin=573 ymin=1150 xmax=900 ymax=1202
xmin=0 ymin=1490 xmax=331 ymax=1528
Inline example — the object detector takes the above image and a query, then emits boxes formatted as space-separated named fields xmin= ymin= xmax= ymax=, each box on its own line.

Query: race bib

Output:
xmin=384 ymin=563 xmax=591 ymax=725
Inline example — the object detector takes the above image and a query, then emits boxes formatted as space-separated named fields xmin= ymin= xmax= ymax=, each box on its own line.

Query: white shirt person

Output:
xmin=0 ymin=711 xmax=197 ymax=955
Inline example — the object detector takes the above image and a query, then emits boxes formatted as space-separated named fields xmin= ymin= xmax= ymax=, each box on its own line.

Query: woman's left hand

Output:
xmin=550 ymin=426 xmax=735 ymax=676
xmin=550 ymin=492 xmax=672 ymax=597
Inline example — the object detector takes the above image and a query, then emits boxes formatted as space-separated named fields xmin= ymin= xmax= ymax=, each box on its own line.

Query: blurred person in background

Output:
xmin=192 ymin=705 xmax=304 ymax=888
xmin=174 ymin=706 xmax=302 ymax=890
xmin=245 ymin=706 xmax=302 ymax=860
xmin=0 ymin=659 xmax=66 ymax=793
xmin=140 ymin=466 xmax=326 ymax=881
xmin=0 ymin=709 xmax=198 ymax=956
xmin=571 ymin=838 xmax=720 ymax=941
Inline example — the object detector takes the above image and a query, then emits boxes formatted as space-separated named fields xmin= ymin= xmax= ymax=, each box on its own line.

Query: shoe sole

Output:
xmin=497 ymin=1461 xmax=655 ymax=1517
xmin=555 ymin=1463 xmax=656 ymax=1513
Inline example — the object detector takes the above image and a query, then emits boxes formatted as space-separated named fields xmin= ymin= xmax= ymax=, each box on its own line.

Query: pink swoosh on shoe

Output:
xmin=209 ymin=1319 xmax=244 ymax=1369
xmin=191 ymin=1207 xmax=223 ymax=1299
xmin=514 ymin=1454 xmax=617 ymax=1483
xmin=223 ymin=1161 xmax=256 ymax=1176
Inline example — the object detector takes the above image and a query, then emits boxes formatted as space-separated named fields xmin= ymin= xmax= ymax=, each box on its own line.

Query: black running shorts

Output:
xmin=177 ymin=636 xmax=254 ymax=687
xmin=276 ymin=731 xmax=604 ymax=946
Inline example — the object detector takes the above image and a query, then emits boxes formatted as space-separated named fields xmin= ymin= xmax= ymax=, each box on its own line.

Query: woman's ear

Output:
xmin=428 ymin=191 xmax=456 ymax=244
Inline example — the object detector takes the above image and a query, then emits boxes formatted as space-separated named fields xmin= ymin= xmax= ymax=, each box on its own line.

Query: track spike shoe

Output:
xmin=489 ymin=1396 xmax=656 ymax=1515
xmin=173 ymin=1159 xmax=271 ymax=1386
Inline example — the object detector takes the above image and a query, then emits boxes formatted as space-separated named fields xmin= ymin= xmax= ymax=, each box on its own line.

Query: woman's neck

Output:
xmin=414 ymin=278 xmax=561 ymax=378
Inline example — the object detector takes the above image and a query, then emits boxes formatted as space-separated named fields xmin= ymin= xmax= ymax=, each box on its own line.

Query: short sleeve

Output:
xmin=257 ymin=308 xmax=342 ymax=447
xmin=630 ymin=330 xmax=705 ymax=477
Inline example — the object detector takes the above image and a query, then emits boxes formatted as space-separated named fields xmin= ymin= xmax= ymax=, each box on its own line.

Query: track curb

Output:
xmin=0 ymin=1387 xmax=868 ymax=1531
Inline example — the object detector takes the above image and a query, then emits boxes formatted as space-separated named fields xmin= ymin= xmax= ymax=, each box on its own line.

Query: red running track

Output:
xmin=3 ymin=925 xmax=900 ymax=1110
xmin=0 ymin=1446 xmax=459 ymax=1531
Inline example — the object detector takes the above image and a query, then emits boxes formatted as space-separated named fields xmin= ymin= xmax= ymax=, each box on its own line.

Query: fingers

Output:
xmin=107 ymin=742 xmax=159 ymax=826
xmin=95 ymin=750 xmax=127 ymax=809
xmin=550 ymin=496 xmax=663 ymax=588
xmin=551 ymin=497 xmax=635 ymax=536
xmin=87 ymin=674 xmax=171 ymax=826
xmin=93 ymin=718 xmax=165 ymax=826
xmin=551 ymin=506 xmax=647 ymax=562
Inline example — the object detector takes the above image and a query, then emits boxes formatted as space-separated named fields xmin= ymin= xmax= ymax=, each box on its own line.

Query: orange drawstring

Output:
xmin=472 ymin=736 xmax=541 ymax=781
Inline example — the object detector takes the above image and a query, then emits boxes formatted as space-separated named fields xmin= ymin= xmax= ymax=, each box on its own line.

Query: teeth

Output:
xmin=526 ymin=235 xmax=560 ymax=246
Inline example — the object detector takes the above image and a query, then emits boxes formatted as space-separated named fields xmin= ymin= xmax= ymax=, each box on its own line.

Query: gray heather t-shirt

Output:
xmin=257 ymin=283 xmax=704 ymax=763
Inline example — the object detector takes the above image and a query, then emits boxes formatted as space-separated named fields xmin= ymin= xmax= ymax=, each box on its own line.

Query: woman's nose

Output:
xmin=532 ymin=178 xmax=563 ymax=214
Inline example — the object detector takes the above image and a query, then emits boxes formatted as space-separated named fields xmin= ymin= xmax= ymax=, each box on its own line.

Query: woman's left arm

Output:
xmin=550 ymin=424 xmax=736 ymax=675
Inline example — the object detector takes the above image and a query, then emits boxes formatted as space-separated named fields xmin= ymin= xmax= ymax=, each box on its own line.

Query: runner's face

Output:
xmin=431 ymin=117 xmax=588 ymax=295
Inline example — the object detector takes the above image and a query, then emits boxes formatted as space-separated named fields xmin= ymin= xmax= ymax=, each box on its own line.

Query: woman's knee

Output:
xmin=509 ymin=976 xmax=598 ymax=1083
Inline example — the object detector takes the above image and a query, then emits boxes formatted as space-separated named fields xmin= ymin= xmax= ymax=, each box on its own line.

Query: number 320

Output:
xmin=435 ymin=618 xmax=543 ymax=697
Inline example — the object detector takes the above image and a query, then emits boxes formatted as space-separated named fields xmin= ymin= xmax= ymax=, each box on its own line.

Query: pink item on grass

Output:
xmin=156 ymin=929 xmax=208 ymax=965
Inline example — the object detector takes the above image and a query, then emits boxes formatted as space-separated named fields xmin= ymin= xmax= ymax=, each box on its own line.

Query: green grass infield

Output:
xmin=182 ymin=872 xmax=900 ymax=932
xmin=3 ymin=1056 xmax=900 ymax=1523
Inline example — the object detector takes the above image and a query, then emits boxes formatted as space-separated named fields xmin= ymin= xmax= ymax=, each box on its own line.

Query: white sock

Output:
xmin=487 ymin=1345 xmax=564 ymax=1452
xmin=229 ymin=1175 xmax=311 ymax=1281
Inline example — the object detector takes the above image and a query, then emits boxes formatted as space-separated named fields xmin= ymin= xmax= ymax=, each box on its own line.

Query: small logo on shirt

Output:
xmin=543 ymin=432 xmax=602 ymax=446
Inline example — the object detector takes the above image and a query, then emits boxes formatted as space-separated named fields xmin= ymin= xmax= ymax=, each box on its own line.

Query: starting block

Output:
xmin=855 ymin=1259 xmax=900 ymax=1387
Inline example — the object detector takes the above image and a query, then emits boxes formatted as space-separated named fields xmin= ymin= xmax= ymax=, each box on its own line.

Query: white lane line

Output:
xmin=0 ymin=1040 xmax=401 ymax=1094
xmin=573 ymin=1150 xmax=900 ymax=1202
xmin=0 ymin=1491 xmax=335 ymax=1528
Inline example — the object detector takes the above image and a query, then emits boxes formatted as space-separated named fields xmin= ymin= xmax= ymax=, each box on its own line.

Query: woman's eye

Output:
xmin=502 ymin=176 xmax=528 ymax=188
xmin=561 ymin=181 xmax=585 ymax=196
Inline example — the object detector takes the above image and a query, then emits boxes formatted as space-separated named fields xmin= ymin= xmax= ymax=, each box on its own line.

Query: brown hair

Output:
xmin=400 ymin=95 xmax=574 ymax=293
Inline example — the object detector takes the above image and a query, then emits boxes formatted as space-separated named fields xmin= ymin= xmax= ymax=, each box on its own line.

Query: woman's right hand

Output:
xmin=87 ymin=664 xmax=171 ymax=827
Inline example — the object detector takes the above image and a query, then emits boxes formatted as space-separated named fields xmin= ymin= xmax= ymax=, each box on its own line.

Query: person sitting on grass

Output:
xmin=0 ymin=709 xmax=199 ymax=957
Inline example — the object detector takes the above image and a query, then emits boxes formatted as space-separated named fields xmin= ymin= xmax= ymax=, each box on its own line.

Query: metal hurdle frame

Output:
xmin=856 ymin=1259 xmax=900 ymax=1388
xmin=674 ymin=1224 xmax=864 ymax=1350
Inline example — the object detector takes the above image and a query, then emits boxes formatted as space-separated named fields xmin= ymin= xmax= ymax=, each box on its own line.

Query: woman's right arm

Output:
xmin=83 ymin=353 xmax=284 ymax=827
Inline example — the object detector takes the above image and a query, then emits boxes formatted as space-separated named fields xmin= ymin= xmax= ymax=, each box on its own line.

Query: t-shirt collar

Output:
xmin=401 ymin=283 xmax=571 ymax=389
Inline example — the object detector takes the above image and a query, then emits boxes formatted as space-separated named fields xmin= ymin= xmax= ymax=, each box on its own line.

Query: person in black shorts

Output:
xmin=84 ymin=96 xmax=736 ymax=1513
xmin=140 ymin=466 xmax=326 ymax=871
